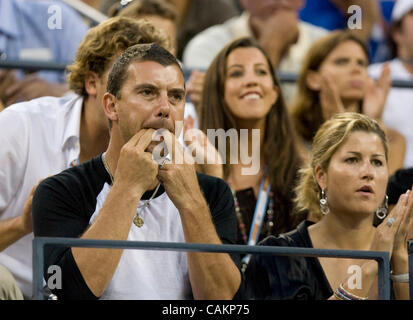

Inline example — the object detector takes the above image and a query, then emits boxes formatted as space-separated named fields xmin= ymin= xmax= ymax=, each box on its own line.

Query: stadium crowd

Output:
xmin=0 ymin=0 xmax=412 ymax=301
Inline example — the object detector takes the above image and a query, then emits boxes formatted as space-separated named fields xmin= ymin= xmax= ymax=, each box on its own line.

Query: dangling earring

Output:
xmin=320 ymin=189 xmax=329 ymax=215
xmin=375 ymin=195 xmax=388 ymax=220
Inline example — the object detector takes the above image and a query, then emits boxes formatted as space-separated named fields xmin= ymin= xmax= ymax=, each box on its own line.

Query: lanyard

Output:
xmin=70 ymin=157 xmax=80 ymax=167
xmin=242 ymin=176 xmax=271 ymax=266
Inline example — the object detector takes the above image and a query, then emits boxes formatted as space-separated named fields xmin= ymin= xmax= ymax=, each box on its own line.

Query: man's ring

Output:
xmin=386 ymin=217 xmax=395 ymax=227
xmin=159 ymin=159 xmax=167 ymax=169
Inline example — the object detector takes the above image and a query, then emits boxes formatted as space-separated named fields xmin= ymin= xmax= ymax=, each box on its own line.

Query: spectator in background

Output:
xmin=183 ymin=0 xmax=328 ymax=106
xmin=100 ymin=0 xmax=240 ymax=60
xmin=0 ymin=0 xmax=89 ymax=107
xmin=187 ymin=38 xmax=304 ymax=262
xmin=0 ymin=17 xmax=170 ymax=299
xmin=101 ymin=0 xmax=240 ymax=112
xmin=299 ymin=0 xmax=385 ymax=59
xmin=386 ymin=166 xmax=413 ymax=239
xmin=108 ymin=0 xmax=178 ymax=56
xmin=0 ymin=265 xmax=23 ymax=300
xmin=81 ymin=0 xmax=103 ymax=10
xmin=167 ymin=0 xmax=240 ymax=61
xmin=368 ymin=0 xmax=413 ymax=169
xmin=291 ymin=31 xmax=405 ymax=175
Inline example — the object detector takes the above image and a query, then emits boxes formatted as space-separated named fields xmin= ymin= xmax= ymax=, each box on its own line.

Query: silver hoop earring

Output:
xmin=375 ymin=195 xmax=388 ymax=220
xmin=320 ymin=189 xmax=329 ymax=215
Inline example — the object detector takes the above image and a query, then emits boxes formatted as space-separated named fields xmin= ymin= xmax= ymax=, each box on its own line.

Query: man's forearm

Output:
xmin=179 ymin=198 xmax=241 ymax=300
xmin=71 ymin=184 xmax=143 ymax=298
xmin=0 ymin=216 xmax=28 ymax=252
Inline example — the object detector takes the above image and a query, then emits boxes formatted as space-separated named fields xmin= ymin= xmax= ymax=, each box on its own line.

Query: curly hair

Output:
xmin=67 ymin=16 xmax=171 ymax=97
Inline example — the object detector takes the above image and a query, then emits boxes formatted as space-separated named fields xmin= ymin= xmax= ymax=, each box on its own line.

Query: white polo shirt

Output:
xmin=0 ymin=94 xmax=83 ymax=298
xmin=368 ymin=59 xmax=413 ymax=168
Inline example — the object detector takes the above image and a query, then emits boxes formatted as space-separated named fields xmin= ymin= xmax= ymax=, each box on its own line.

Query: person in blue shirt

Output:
xmin=0 ymin=0 xmax=89 ymax=107
xmin=299 ymin=0 xmax=394 ymax=63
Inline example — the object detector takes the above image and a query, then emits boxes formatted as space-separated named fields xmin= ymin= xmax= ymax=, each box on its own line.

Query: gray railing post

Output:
xmin=32 ymin=237 xmax=45 ymax=300
xmin=408 ymin=239 xmax=413 ymax=300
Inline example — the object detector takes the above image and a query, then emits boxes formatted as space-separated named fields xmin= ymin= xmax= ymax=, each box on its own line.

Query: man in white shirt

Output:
xmin=0 ymin=17 xmax=171 ymax=299
xmin=368 ymin=0 xmax=413 ymax=168
xmin=0 ymin=0 xmax=89 ymax=107
xmin=182 ymin=0 xmax=327 ymax=104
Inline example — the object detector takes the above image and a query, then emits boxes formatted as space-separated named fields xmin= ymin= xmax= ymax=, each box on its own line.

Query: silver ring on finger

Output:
xmin=386 ymin=217 xmax=395 ymax=227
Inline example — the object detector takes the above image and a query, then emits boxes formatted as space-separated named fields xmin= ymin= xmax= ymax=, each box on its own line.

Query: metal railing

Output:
xmin=1 ymin=60 xmax=413 ymax=88
xmin=32 ymin=237 xmax=398 ymax=300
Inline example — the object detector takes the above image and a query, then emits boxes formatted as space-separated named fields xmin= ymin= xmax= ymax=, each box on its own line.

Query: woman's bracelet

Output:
xmin=334 ymin=284 xmax=368 ymax=300
xmin=390 ymin=273 xmax=409 ymax=283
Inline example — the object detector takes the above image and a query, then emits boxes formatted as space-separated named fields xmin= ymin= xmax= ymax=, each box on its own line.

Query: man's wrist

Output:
xmin=177 ymin=190 xmax=208 ymax=214
xmin=13 ymin=216 xmax=30 ymax=236
xmin=111 ymin=180 xmax=146 ymax=202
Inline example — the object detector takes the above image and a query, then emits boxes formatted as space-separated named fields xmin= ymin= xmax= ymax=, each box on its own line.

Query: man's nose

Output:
xmin=156 ymin=93 xmax=170 ymax=119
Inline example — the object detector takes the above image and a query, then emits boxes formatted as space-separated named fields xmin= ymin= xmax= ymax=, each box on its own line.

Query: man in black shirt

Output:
xmin=32 ymin=43 xmax=241 ymax=300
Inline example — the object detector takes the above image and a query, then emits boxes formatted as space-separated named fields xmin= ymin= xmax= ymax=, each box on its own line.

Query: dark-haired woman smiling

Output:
xmin=187 ymin=37 xmax=305 ymax=256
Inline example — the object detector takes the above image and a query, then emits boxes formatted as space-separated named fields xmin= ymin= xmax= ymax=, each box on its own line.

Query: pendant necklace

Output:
xmin=134 ymin=182 xmax=161 ymax=227
xmin=101 ymin=152 xmax=161 ymax=228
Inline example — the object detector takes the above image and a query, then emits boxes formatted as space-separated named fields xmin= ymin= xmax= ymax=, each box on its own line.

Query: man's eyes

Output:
xmin=169 ymin=92 xmax=184 ymax=102
xmin=140 ymin=89 xmax=155 ymax=96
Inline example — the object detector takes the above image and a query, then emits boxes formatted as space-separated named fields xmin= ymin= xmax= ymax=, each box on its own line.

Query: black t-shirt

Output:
xmin=235 ymin=188 xmax=295 ymax=245
xmin=32 ymin=155 xmax=240 ymax=300
xmin=387 ymin=167 xmax=413 ymax=205
xmin=234 ymin=220 xmax=333 ymax=300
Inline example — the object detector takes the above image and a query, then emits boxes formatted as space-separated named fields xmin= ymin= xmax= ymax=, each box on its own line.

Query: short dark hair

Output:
xmin=107 ymin=43 xmax=181 ymax=99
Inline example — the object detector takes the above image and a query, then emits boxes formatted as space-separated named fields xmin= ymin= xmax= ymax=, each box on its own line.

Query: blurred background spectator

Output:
xmin=299 ymin=0 xmax=394 ymax=63
xmin=290 ymin=31 xmax=405 ymax=175
xmin=0 ymin=0 xmax=89 ymax=107
xmin=368 ymin=0 xmax=413 ymax=168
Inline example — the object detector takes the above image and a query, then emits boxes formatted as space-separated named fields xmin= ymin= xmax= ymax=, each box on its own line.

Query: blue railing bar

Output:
xmin=0 ymin=60 xmax=68 ymax=72
xmin=33 ymin=237 xmax=391 ymax=300
xmin=275 ymin=72 xmax=413 ymax=88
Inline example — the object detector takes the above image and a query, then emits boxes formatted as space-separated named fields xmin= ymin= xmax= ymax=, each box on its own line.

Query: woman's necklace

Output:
xmin=101 ymin=152 xmax=161 ymax=228
xmin=232 ymin=189 xmax=274 ymax=244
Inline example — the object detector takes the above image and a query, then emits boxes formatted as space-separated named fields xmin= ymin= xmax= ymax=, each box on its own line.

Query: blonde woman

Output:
xmin=236 ymin=113 xmax=413 ymax=300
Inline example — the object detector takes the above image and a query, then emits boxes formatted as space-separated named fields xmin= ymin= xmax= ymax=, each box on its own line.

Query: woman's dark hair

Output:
xmin=290 ymin=31 xmax=369 ymax=142
xmin=200 ymin=37 xmax=303 ymax=231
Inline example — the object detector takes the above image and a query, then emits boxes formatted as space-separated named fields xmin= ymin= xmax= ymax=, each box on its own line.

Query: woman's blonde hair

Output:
xmin=294 ymin=112 xmax=388 ymax=221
